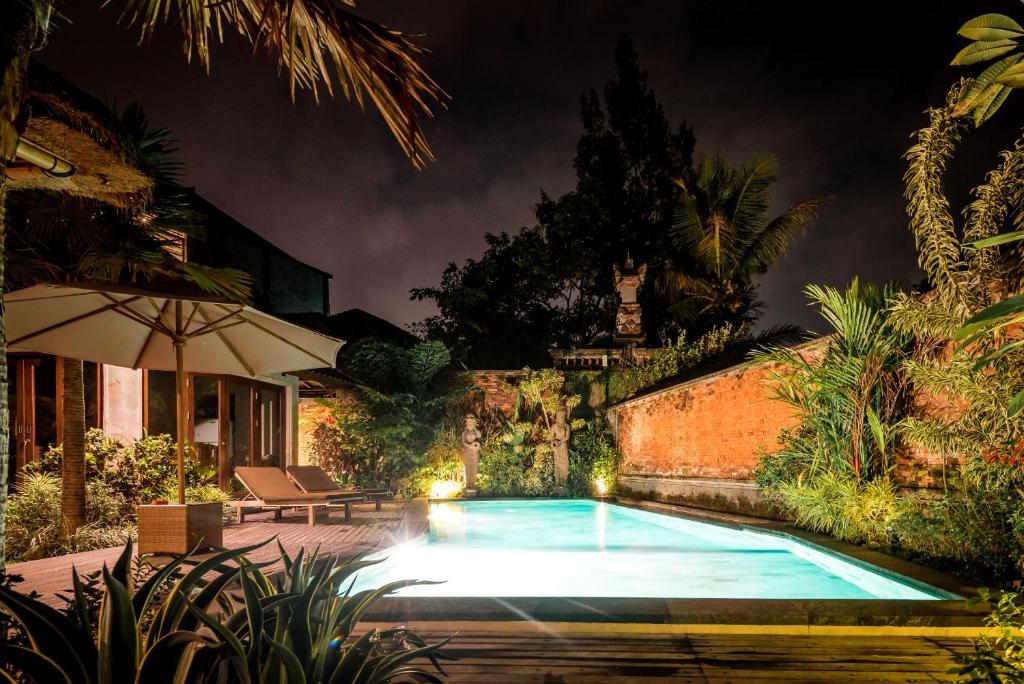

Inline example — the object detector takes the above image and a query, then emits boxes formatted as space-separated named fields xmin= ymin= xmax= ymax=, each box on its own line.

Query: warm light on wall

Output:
xmin=430 ymin=479 xmax=462 ymax=499
xmin=594 ymin=478 xmax=608 ymax=496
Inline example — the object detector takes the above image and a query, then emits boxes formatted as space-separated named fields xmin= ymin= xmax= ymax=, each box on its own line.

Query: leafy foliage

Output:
xmin=770 ymin=473 xmax=904 ymax=546
xmin=950 ymin=12 xmax=1024 ymax=125
xmin=413 ymin=37 xmax=696 ymax=367
xmin=951 ymin=590 xmax=1024 ymax=682
xmin=756 ymin=18 xmax=1024 ymax=585
xmin=0 ymin=540 xmax=451 ymax=683
xmin=5 ymin=429 xmax=228 ymax=561
xmin=754 ymin=280 xmax=909 ymax=480
xmin=475 ymin=369 xmax=620 ymax=497
xmin=26 ymin=429 xmax=214 ymax=507
xmin=5 ymin=473 xmax=135 ymax=562
xmin=609 ymin=323 xmax=751 ymax=402
xmin=309 ymin=340 xmax=472 ymax=489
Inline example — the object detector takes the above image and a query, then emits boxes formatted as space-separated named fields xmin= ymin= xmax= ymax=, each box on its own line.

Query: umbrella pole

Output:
xmin=175 ymin=301 xmax=186 ymax=505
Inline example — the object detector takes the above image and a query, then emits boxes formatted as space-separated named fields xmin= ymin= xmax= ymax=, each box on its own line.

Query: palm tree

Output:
xmin=660 ymin=155 xmax=827 ymax=333
xmin=0 ymin=0 xmax=443 ymax=568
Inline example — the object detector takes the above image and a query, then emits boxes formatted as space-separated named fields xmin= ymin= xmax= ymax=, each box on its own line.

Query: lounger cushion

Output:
xmin=286 ymin=465 xmax=353 ymax=493
xmin=235 ymin=466 xmax=337 ymax=503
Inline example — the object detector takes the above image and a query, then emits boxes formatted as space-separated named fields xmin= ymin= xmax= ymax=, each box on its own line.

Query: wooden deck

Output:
xmin=416 ymin=631 xmax=974 ymax=682
xmin=6 ymin=500 xmax=419 ymax=606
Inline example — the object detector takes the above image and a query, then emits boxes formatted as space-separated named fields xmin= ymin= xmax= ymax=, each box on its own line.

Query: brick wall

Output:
xmin=607 ymin=355 xmax=808 ymax=480
xmin=465 ymin=370 xmax=525 ymax=415
xmin=606 ymin=339 xmax=957 ymax=490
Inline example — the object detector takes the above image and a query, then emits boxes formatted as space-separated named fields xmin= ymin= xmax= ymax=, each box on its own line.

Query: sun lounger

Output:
xmin=286 ymin=465 xmax=393 ymax=511
xmin=232 ymin=466 xmax=366 ymax=525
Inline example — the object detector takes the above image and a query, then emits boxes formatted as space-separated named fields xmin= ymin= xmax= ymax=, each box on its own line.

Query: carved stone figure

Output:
xmin=613 ymin=255 xmax=648 ymax=344
xmin=551 ymin=404 xmax=570 ymax=486
xmin=461 ymin=414 xmax=482 ymax=491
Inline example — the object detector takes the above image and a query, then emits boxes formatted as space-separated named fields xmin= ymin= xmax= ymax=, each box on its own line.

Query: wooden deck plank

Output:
xmin=412 ymin=631 xmax=968 ymax=683
xmin=6 ymin=501 xmax=411 ymax=605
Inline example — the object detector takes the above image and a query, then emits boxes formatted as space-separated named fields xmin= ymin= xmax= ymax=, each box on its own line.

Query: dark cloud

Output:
xmin=38 ymin=1 xmax=1024 ymax=332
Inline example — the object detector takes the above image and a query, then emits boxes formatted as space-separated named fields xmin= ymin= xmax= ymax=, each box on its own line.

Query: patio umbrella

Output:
xmin=4 ymin=282 xmax=344 ymax=503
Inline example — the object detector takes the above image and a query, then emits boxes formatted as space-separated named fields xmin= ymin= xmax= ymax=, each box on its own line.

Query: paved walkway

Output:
xmin=6 ymin=500 xmax=421 ymax=606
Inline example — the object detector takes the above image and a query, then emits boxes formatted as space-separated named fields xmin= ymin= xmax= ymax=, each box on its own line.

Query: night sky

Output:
xmin=37 ymin=1 xmax=1024 ymax=334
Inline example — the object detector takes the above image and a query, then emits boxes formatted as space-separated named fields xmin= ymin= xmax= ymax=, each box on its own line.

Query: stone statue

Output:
xmin=613 ymin=255 xmax=648 ymax=344
xmin=461 ymin=414 xmax=482 ymax=491
xmin=551 ymin=404 xmax=570 ymax=487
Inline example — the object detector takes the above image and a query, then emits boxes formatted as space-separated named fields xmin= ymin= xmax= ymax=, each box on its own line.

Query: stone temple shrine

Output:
xmin=551 ymin=256 xmax=653 ymax=370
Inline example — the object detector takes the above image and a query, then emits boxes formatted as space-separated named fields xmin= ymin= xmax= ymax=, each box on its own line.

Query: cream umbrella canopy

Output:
xmin=4 ymin=282 xmax=344 ymax=503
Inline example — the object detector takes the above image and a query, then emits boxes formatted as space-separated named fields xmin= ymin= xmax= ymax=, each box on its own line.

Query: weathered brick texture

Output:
xmin=465 ymin=370 xmax=525 ymax=415
xmin=608 ymin=359 xmax=803 ymax=480
xmin=607 ymin=340 xmax=955 ymax=490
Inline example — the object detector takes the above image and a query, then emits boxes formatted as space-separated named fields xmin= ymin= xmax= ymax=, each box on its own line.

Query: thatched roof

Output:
xmin=6 ymin=63 xmax=152 ymax=207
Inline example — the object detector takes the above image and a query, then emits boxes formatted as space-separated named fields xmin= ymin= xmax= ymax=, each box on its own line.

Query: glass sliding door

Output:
xmin=255 ymin=386 xmax=283 ymax=469
xmin=146 ymin=370 xmax=178 ymax=440
xmin=192 ymin=376 xmax=220 ymax=474
xmin=228 ymin=380 xmax=252 ymax=470
xmin=144 ymin=371 xmax=287 ymax=486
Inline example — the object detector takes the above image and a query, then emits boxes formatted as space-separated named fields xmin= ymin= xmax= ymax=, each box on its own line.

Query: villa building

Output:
xmin=8 ymin=194 xmax=334 ymax=489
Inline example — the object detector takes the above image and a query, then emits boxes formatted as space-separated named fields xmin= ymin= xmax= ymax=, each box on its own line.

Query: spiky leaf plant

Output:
xmin=0 ymin=540 xmax=451 ymax=683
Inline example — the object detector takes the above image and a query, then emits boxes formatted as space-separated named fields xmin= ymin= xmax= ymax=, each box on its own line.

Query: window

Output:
xmin=146 ymin=370 xmax=178 ymax=440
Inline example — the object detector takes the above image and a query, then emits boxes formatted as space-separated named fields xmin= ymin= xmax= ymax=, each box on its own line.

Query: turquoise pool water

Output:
xmin=351 ymin=500 xmax=950 ymax=600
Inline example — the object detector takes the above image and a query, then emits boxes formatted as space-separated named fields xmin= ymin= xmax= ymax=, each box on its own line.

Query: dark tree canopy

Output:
xmin=413 ymin=36 xmax=696 ymax=368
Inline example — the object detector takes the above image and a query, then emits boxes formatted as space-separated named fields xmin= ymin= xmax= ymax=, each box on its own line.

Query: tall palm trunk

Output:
xmin=0 ymin=8 xmax=37 ymax=571
xmin=59 ymin=358 xmax=85 ymax=536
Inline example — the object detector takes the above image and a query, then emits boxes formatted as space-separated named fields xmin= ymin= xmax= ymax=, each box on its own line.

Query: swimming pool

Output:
xmin=351 ymin=500 xmax=952 ymax=600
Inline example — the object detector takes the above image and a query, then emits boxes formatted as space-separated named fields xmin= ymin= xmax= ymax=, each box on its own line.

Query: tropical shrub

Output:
xmin=569 ymin=419 xmax=622 ymax=495
xmin=5 ymin=473 xmax=136 ymax=562
xmin=396 ymin=429 xmax=464 ymax=498
xmin=608 ymin=323 xmax=749 ymax=401
xmin=7 ymin=430 xmax=229 ymax=560
xmin=475 ymin=369 xmax=621 ymax=497
xmin=0 ymin=541 xmax=451 ymax=683
xmin=769 ymin=473 xmax=905 ymax=546
xmin=309 ymin=340 xmax=472 ymax=489
xmin=756 ymin=16 xmax=1024 ymax=585
xmin=27 ymin=429 xmax=214 ymax=505
xmin=950 ymin=589 xmax=1024 ymax=683
xmin=754 ymin=279 xmax=910 ymax=481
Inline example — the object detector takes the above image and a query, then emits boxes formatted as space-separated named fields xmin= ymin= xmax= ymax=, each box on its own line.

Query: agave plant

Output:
xmin=0 ymin=540 xmax=451 ymax=683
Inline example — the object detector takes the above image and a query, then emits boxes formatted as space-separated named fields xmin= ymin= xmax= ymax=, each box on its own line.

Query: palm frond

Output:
xmin=175 ymin=262 xmax=254 ymax=304
xmin=740 ymin=196 xmax=828 ymax=277
xmin=657 ymin=269 xmax=719 ymax=301
xmin=115 ymin=0 xmax=446 ymax=167
xmin=729 ymin=154 xmax=775 ymax=238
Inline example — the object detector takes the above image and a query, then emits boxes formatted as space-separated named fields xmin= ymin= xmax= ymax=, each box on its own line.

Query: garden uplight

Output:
xmin=594 ymin=478 xmax=608 ymax=496
xmin=430 ymin=479 xmax=462 ymax=499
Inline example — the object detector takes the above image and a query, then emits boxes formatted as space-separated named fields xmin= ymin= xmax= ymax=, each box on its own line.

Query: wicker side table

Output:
xmin=138 ymin=503 xmax=224 ymax=555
